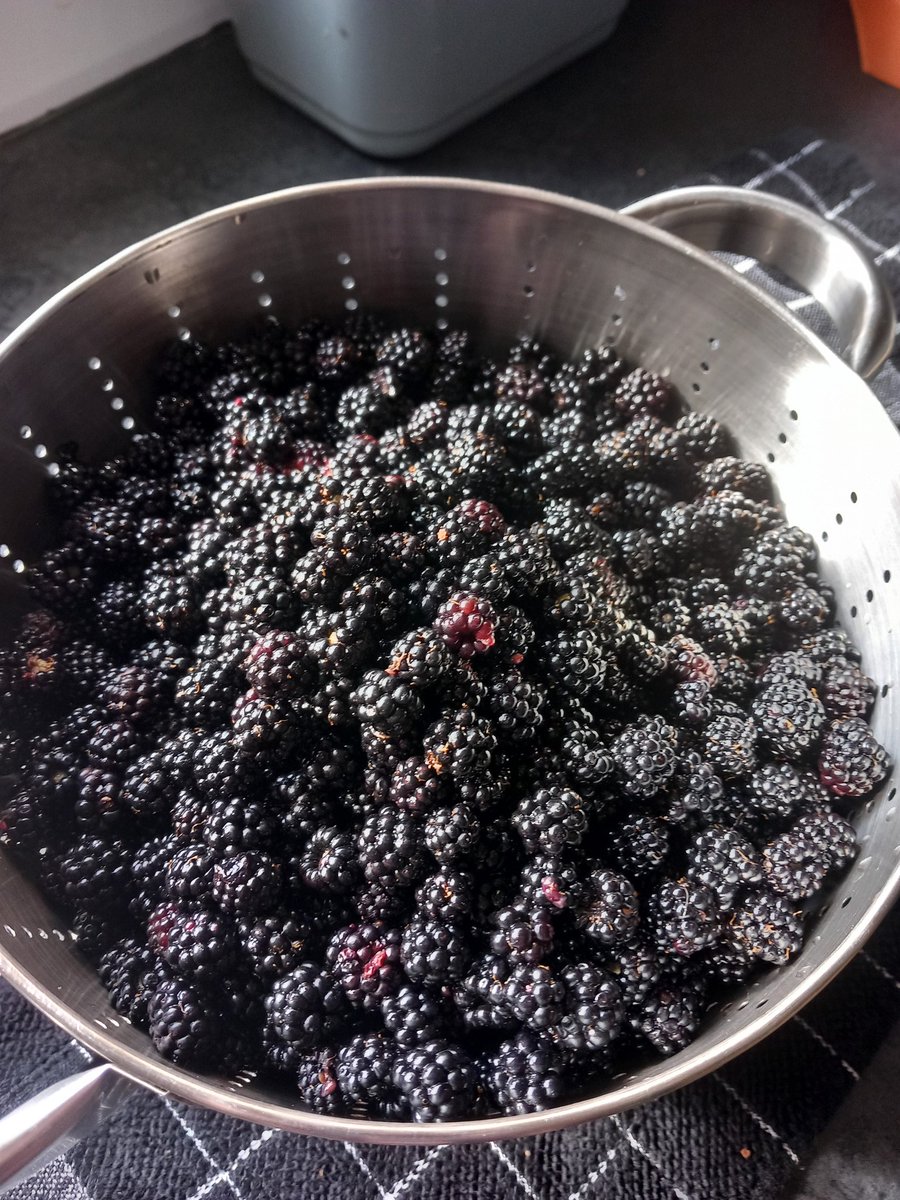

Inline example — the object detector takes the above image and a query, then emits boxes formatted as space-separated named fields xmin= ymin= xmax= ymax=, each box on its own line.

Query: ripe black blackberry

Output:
xmin=818 ymin=717 xmax=891 ymax=798
xmin=358 ymin=806 xmax=425 ymax=889
xmin=648 ymin=878 xmax=721 ymax=957
xmin=415 ymin=867 xmax=475 ymax=922
xmin=388 ymin=755 xmax=448 ymax=816
xmin=401 ymin=916 xmax=471 ymax=985
xmin=696 ymin=456 xmax=773 ymax=501
xmin=730 ymin=888 xmax=804 ymax=964
xmin=335 ymin=370 xmax=405 ymax=438
xmin=611 ymin=715 xmax=678 ymax=797
xmin=751 ymin=679 xmax=826 ymax=762
xmin=576 ymin=870 xmax=640 ymax=946
xmin=98 ymin=936 xmax=164 ymax=1027
xmin=703 ymin=703 xmax=758 ymax=778
xmin=175 ymin=656 xmax=242 ymax=729
xmin=147 ymin=976 xmax=228 ymax=1069
xmin=489 ymin=905 xmax=555 ymax=965
xmin=762 ymin=830 xmax=830 ymax=901
xmin=352 ymin=669 xmax=424 ymax=737
xmin=512 ymin=785 xmax=587 ymax=855
xmin=794 ymin=807 xmax=857 ymax=867
xmin=607 ymin=813 xmax=671 ymax=882
xmin=327 ymin=921 xmax=404 ymax=1009
xmin=336 ymin=1032 xmax=405 ymax=1116
xmin=424 ymin=803 xmax=481 ymax=863
xmin=165 ymin=843 xmax=215 ymax=903
xmin=149 ymin=892 xmax=231 ymax=965
xmin=561 ymin=724 xmax=614 ymax=792
xmin=484 ymin=1028 xmax=568 ymax=1114
xmin=231 ymin=689 xmax=300 ymax=761
xmin=819 ymin=662 xmax=876 ymax=721
xmin=265 ymin=962 xmax=349 ymax=1050
xmin=501 ymin=962 xmax=566 ymax=1030
xmin=75 ymin=767 xmax=124 ymax=835
xmin=60 ymin=835 xmax=133 ymax=908
xmin=518 ymin=857 xmax=585 ymax=913
xmin=686 ymin=825 xmax=763 ymax=909
xmin=635 ymin=976 xmax=705 ymax=1055
xmin=604 ymin=940 xmax=662 ymax=1009
xmin=423 ymin=708 xmax=496 ymax=779
xmin=456 ymin=553 xmax=512 ymax=608
xmin=744 ymin=761 xmax=809 ymax=823
xmin=243 ymin=631 xmax=315 ymax=699
xmin=202 ymin=796 xmax=278 ymax=857
xmin=557 ymin=962 xmax=625 ymax=1054
xmin=544 ymin=629 xmax=606 ymax=700
xmin=212 ymin=851 xmax=283 ymax=917
xmin=382 ymin=985 xmax=450 ymax=1048
xmin=393 ymin=1039 xmax=478 ymax=1123
xmin=295 ymin=826 xmax=358 ymax=894
xmin=240 ymin=911 xmax=312 ymax=980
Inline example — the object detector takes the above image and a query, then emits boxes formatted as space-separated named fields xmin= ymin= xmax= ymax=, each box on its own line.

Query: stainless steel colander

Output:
xmin=0 ymin=179 xmax=898 ymax=1187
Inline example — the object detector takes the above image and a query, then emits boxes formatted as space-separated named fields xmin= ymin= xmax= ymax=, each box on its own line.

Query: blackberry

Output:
xmin=794 ymin=807 xmax=857 ymax=867
xmin=489 ymin=905 xmax=555 ymax=965
xmin=98 ymin=936 xmax=164 ymax=1027
xmin=434 ymin=593 xmax=497 ymax=659
xmin=60 ymin=836 xmax=132 ymax=907
xmin=429 ymin=499 xmax=507 ymax=565
xmin=353 ymin=669 xmax=424 ymax=736
xmin=241 ymin=911 xmax=312 ymax=979
xmin=401 ymin=916 xmax=471 ymax=984
xmin=295 ymin=1046 xmax=347 ymax=1113
xmin=696 ymin=456 xmax=773 ymax=501
xmin=820 ymin=662 xmax=876 ymax=720
xmin=502 ymin=962 xmax=566 ymax=1030
xmin=423 ymin=708 xmax=496 ymax=779
xmin=518 ymin=857 xmax=585 ymax=913
xmin=745 ymin=761 xmax=809 ymax=823
xmin=484 ymin=1029 xmax=568 ymax=1114
xmin=456 ymin=553 xmax=512 ymax=607
xmin=203 ymin=798 xmax=278 ymax=857
xmin=30 ymin=543 xmax=99 ymax=614
xmin=604 ymin=941 xmax=662 ymax=1009
xmin=635 ymin=976 xmax=705 ymax=1055
xmin=142 ymin=571 xmax=200 ymax=639
xmin=686 ymin=825 xmax=763 ymax=909
xmin=175 ymin=655 xmax=242 ymax=728
xmin=75 ymin=767 xmax=124 ymax=835
xmin=165 ymin=843 xmax=216 ymax=903
xmin=415 ymin=868 xmax=475 ymax=922
xmin=424 ymin=803 xmax=481 ymax=863
xmin=758 ymin=650 xmax=823 ymax=692
xmin=607 ymin=814 xmax=670 ymax=881
xmin=729 ymin=888 xmax=804 ymax=963
xmin=358 ymin=806 xmax=425 ymax=888
xmin=231 ymin=689 xmax=300 ymax=761
xmin=100 ymin=665 xmax=167 ymax=727
xmin=545 ymin=629 xmax=606 ymax=699
xmin=336 ymin=372 xmax=405 ymax=438
xmin=385 ymin=627 xmax=454 ymax=686
xmin=328 ymin=921 xmax=404 ymax=1009
xmin=243 ymin=631 xmax=315 ymax=699
xmin=577 ymin=870 xmax=640 ymax=946
xmin=266 ymin=963 xmax=349 ymax=1049
xmin=648 ymin=878 xmax=721 ymax=957
xmin=751 ymin=680 xmax=826 ymax=762
xmin=512 ymin=786 xmax=587 ymax=855
xmin=375 ymin=327 xmax=433 ymax=381
xmin=389 ymin=755 xmax=448 ymax=816
xmin=151 ymin=904 xmax=238 ymax=983
xmin=295 ymin=826 xmax=358 ymax=894
xmin=703 ymin=704 xmax=758 ymax=778
xmin=212 ymin=851 xmax=283 ymax=916
xmin=557 ymin=962 xmax=625 ymax=1054
xmin=612 ymin=716 xmax=678 ymax=796
xmin=148 ymin=976 xmax=228 ymax=1068
xmin=818 ymin=717 xmax=890 ymax=798
xmin=762 ymin=831 xmax=830 ymax=901
xmin=392 ymin=1039 xmax=478 ymax=1122
xmin=336 ymin=1032 xmax=405 ymax=1116
xmin=382 ymin=985 xmax=450 ymax=1048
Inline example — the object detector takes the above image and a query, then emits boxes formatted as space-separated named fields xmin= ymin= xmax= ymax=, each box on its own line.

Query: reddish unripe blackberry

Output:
xmin=392 ymin=1039 xmax=478 ymax=1123
xmin=328 ymin=921 xmax=404 ymax=1009
xmin=818 ymin=717 xmax=891 ymax=798
xmin=512 ymin=786 xmax=587 ymax=855
xmin=434 ymin=592 xmax=497 ymax=659
xmin=577 ymin=870 xmax=640 ymax=946
xmin=557 ymin=962 xmax=625 ymax=1054
xmin=484 ymin=1029 xmax=568 ymax=1114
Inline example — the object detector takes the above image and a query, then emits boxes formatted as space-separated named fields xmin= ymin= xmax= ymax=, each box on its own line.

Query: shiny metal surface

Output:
xmin=0 ymin=178 xmax=899 ymax=1151
xmin=623 ymin=186 xmax=896 ymax=380
xmin=0 ymin=1065 xmax=132 ymax=1195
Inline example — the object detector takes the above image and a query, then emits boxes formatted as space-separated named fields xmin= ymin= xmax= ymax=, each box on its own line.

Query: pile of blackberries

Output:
xmin=0 ymin=315 xmax=889 ymax=1122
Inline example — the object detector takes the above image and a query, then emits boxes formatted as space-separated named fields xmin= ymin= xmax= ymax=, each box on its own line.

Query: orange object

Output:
xmin=851 ymin=0 xmax=900 ymax=88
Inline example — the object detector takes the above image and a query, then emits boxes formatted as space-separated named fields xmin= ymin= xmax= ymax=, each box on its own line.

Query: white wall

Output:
xmin=0 ymin=0 xmax=231 ymax=136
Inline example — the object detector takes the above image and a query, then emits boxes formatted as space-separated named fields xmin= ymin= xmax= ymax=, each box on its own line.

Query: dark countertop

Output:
xmin=2 ymin=1 xmax=900 ymax=1195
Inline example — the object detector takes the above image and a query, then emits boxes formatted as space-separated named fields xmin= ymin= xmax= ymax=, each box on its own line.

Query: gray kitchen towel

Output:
xmin=2 ymin=131 xmax=900 ymax=1200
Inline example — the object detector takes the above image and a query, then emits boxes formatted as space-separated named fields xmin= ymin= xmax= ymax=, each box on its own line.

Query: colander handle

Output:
xmin=0 ymin=1063 xmax=133 ymax=1194
xmin=622 ymin=185 xmax=896 ymax=380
